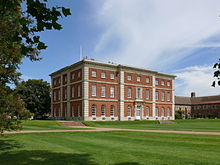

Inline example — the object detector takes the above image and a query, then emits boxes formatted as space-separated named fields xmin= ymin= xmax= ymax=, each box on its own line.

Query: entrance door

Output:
xmin=136 ymin=106 xmax=141 ymax=120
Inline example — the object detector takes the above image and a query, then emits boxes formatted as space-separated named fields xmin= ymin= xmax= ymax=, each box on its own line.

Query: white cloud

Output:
xmin=174 ymin=65 xmax=220 ymax=96
xmin=93 ymin=0 xmax=220 ymax=70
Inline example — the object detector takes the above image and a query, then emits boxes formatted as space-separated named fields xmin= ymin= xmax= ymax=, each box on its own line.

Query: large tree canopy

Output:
xmin=0 ymin=0 xmax=71 ymax=133
xmin=15 ymin=79 xmax=51 ymax=116
xmin=0 ymin=0 xmax=71 ymax=86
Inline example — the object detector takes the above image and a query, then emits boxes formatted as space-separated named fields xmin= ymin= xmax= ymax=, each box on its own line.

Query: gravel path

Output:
xmin=3 ymin=126 xmax=220 ymax=135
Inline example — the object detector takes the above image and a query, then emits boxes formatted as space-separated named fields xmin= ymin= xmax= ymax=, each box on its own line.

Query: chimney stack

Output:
xmin=191 ymin=92 xmax=196 ymax=98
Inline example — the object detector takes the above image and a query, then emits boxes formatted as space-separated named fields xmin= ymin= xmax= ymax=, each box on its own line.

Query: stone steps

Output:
xmin=59 ymin=121 xmax=85 ymax=127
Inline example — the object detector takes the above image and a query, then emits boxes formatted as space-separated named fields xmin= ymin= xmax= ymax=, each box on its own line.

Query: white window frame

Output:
xmin=146 ymin=106 xmax=149 ymax=116
xmin=155 ymin=80 xmax=159 ymax=85
xmin=127 ymin=106 xmax=131 ymax=117
xmin=78 ymin=106 xmax=80 ymax=117
xmin=101 ymin=86 xmax=106 ymax=97
xmin=71 ymin=105 xmax=74 ymax=117
xmin=64 ymin=88 xmax=67 ymax=99
xmin=92 ymin=85 xmax=97 ymax=96
xmin=161 ymin=80 xmax=165 ymax=86
xmin=155 ymin=107 xmax=159 ymax=116
xmin=63 ymin=76 xmax=67 ymax=83
xmin=92 ymin=71 xmax=96 ymax=78
xmin=146 ymin=89 xmax=150 ymax=100
xmin=110 ymin=87 xmax=114 ymax=98
xmin=128 ymin=88 xmax=132 ymax=98
xmin=136 ymin=87 xmax=142 ymax=99
xmin=167 ymin=81 xmax=171 ymax=86
xmin=92 ymin=104 xmax=96 ymax=116
xmin=101 ymin=72 xmax=106 ymax=78
xmin=78 ymin=71 xmax=81 ymax=78
xmin=71 ymin=86 xmax=74 ymax=97
xmin=127 ymin=75 xmax=132 ymax=81
xmin=71 ymin=73 xmax=75 ymax=80
xmin=110 ymin=73 xmax=114 ymax=80
xmin=167 ymin=107 xmax=170 ymax=116
xmin=146 ymin=77 xmax=150 ymax=83
xmin=78 ymin=85 xmax=81 ymax=97
xmin=137 ymin=76 xmax=141 ymax=82
xmin=161 ymin=92 xmax=165 ymax=101
xmin=155 ymin=91 xmax=159 ymax=101
xmin=110 ymin=105 xmax=114 ymax=116
xmin=53 ymin=91 xmax=56 ymax=101
xmin=58 ymin=90 xmax=60 ymax=100
xmin=167 ymin=92 xmax=171 ymax=101
xmin=162 ymin=107 xmax=165 ymax=116
xmin=101 ymin=105 xmax=106 ymax=116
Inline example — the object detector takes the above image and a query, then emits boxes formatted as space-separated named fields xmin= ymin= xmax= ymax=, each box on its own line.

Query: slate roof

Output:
xmin=175 ymin=95 xmax=220 ymax=105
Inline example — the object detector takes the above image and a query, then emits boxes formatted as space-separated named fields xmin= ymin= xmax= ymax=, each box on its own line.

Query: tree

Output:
xmin=0 ymin=86 xmax=33 ymax=133
xmin=15 ymin=79 xmax=51 ymax=117
xmin=212 ymin=59 xmax=220 ymax=87
xmin=0 ymin=0 xmax=71 ymax=133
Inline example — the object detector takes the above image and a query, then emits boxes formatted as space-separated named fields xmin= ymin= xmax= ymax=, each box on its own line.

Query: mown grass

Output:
xmin=83 ymin=119 xmax=220 ymax=132
xmin=21 ymin=120 xmax=87 ymax=130
xmin=0 ymin=131 xmax=220 ymax=165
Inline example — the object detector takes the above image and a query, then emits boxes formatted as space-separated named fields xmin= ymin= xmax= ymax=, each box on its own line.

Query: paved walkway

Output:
xmin=3 ymin=126 xmax=220 ymax=135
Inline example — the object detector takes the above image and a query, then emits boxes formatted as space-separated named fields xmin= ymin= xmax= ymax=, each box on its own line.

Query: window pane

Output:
xmin=146 ymin=89 xmax=150 ymax=99
xmin=110 ymin=105 xmax=114 ymax=116
xmin=101 ymin=105 xmax=106 ymax=116
xmin=128 ymin=88 xmax=132 ymax=98
xmin=110 ymin=87 xmax=114 ymax=98
xmin=101 ymin=86 xmax=106 ymax=97
xmin=92 ymin=85 xmax=96 ymax=96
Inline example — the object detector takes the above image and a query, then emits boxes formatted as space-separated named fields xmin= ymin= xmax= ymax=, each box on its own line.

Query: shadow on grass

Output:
xmin=0 ymin=150 xmax=97 ymax=165
xmin=0 ymin=149 xmax=142 ymax=165
xmin=0 ymin=139 xmax=22 ymax=151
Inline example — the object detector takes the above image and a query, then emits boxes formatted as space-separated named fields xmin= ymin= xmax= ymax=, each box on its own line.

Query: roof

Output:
xmin=175 ymin=96 xmax=191 ymax=105
xmin=175 ymin=95 xmax=220 ymax=105
xmin=49 ymin=59 xmax=176 ymax=78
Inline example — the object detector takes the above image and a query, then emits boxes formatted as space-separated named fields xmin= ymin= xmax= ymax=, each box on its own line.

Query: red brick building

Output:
xmin=50 ymin=58 xmax=176 ymax=121
xmin=175 ymin=92 xmax=220 ymax=118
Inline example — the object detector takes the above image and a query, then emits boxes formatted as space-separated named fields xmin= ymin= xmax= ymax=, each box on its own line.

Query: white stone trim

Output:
xmin=89 ymin=98 xmax=118 ymax=102
xmin=83 ymin=65 xmax=89 ymax=120
xmin=88 ymin=80 xmax=118 ymax=85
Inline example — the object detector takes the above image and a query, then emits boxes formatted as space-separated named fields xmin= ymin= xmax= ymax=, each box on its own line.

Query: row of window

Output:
xmin=53 ymin=85 xmax=81 ymax=101
xmin=92 ymin=85 xmax=115 ymax=98
xmin=90 ymin=105 xmax=171 ymax=117
xmin=155 ymin=79 xmax=171 ymax=86
xmin=92 ymin=71 xmax=115 ymax=79
xmin=127 ymin=106 xmax=171 ymax=116
xmin=192 ymin=104 xmax=220 ymax=110
xmin=127 ymin=88 xmax=171 ymax=101
xmin=127 ymin=75 xmax=150 ymax=83
xmin=91 ymin=104 xmax=115 ymax=116
xmin=155 ymin=91 xmax=171 ymax=101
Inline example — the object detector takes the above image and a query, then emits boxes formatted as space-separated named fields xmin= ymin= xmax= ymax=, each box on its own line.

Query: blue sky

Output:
xmin=19 ymin=0 xmax=220 ymax=96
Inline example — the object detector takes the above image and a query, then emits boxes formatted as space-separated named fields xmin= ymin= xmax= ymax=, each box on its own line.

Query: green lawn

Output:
xmin=21 ymin=120 xmax=86 ymax=130
xmin=83 ymin=119 xmax=220 ymax=132
xmin=0 ymin=131 xmax=220 ymax=165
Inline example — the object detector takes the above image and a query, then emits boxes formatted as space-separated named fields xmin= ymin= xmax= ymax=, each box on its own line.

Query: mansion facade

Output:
xmin=50 ymin=58 xmax=176 ymax=121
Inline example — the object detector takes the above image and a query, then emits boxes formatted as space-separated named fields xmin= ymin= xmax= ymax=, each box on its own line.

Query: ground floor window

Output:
xmin=101 ymin=105 xmax=106 ymax=116
xmin=146 ymin=106 xmax=149 ymax=116
xmin=127 ymin=106 xmax=131 ymax=116
xmin=110 ymin=105 xmax=114 ymax=116
xmin=92 ymin=104 xmax=96 ymax=116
